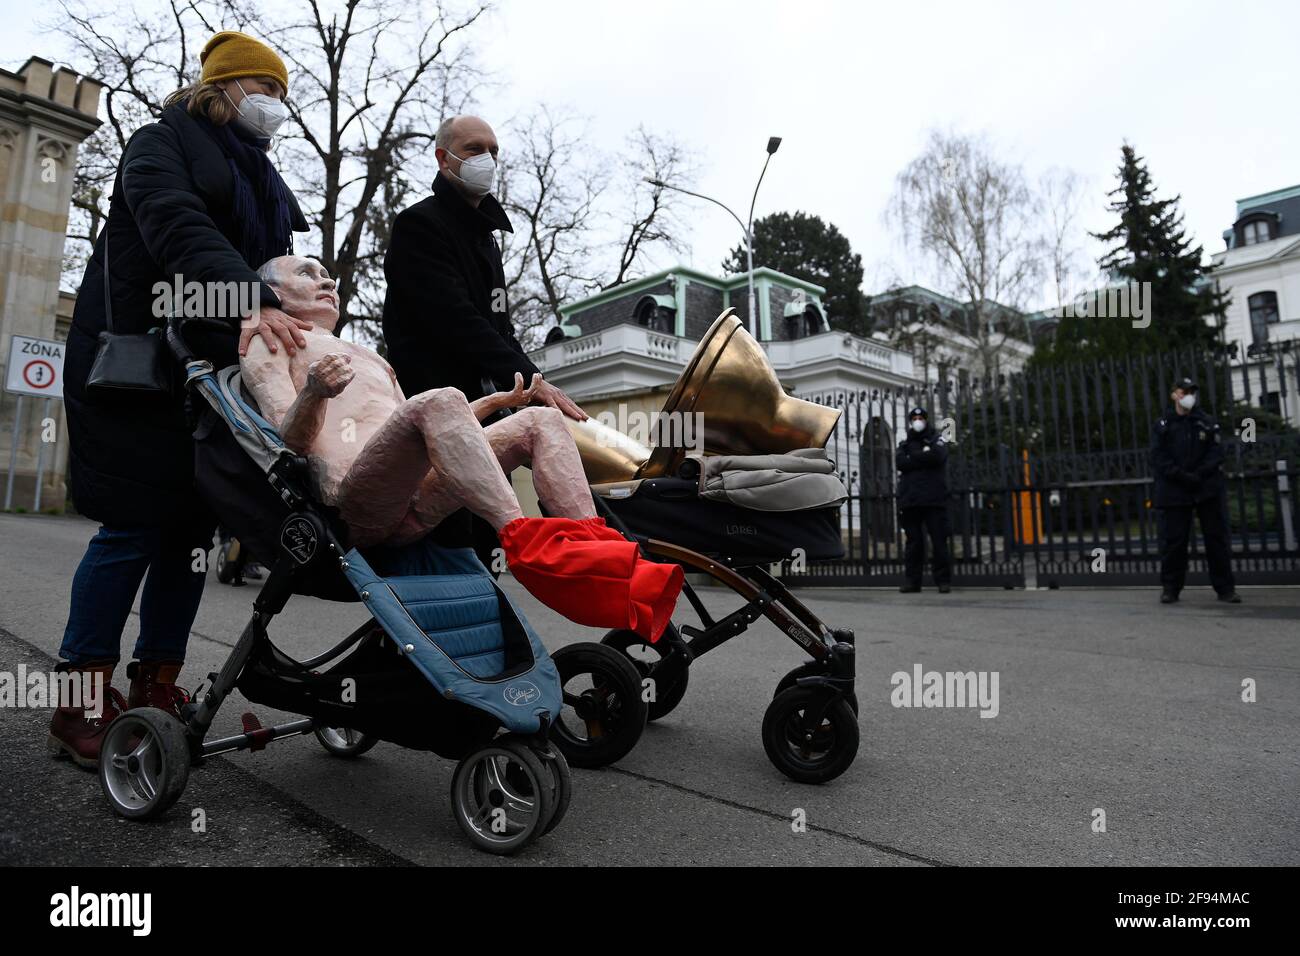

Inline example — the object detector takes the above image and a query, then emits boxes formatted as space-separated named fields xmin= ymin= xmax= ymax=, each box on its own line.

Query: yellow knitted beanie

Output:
xmin=200 ymin=32 xmax=289 ymax=94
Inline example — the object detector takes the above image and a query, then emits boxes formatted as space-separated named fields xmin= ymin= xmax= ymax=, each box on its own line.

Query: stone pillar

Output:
xmin=0 ymin=57 xmax=101 ymax=512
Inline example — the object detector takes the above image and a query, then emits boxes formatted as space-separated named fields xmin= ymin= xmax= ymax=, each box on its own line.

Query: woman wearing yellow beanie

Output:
xmin=53 ymin=31 xmax=311 ymax=767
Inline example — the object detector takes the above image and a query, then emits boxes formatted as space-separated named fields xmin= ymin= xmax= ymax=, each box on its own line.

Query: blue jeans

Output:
xmin=59 ymin=523 xmax=213 ymax=665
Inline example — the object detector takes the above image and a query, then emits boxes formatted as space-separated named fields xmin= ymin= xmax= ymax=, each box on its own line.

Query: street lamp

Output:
xmin=646 ymin=135 xmax=781 ymax=340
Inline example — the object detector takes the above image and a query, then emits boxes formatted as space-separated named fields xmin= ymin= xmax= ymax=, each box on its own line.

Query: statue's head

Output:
xmin=258 ymin=255 xmax=339 ymax=330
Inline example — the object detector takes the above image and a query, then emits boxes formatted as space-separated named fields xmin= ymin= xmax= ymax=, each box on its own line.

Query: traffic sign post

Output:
xmin=4 ymin=335 xmax=65 ymax=512
xmin=5 ymin=335 xmax=65 ymax=399
xmin=33 ymin=397 xmax=53 ymax=513
xmin=4 ymin=394 xmax=23 ymax=512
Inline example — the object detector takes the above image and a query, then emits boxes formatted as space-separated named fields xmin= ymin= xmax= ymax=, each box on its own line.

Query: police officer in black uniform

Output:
xmin=1150 ymin=377 xmax=1241 ymax=604
xmin=896 ymin=407 xmax=952 ymax=593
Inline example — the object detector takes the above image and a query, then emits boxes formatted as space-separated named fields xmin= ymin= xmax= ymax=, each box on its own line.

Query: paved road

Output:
xmin=1 ymin=512 xmax=1296 ymax=866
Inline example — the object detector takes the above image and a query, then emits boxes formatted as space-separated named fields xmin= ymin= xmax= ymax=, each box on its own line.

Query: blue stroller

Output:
xmin=95 ymin=317 xmax=572 ymax=855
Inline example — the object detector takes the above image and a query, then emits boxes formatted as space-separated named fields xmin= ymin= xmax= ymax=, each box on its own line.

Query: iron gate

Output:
xmin=785 ymin=344 xmax=1300 ymax=588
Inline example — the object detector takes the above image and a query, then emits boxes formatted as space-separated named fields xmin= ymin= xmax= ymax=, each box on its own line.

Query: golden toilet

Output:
xmin=567 ymin=309 xmax=842 ymax=487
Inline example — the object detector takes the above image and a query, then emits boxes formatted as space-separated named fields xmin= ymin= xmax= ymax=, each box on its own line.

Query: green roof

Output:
xmin=559 ymin=264 xmax=826 ymax=320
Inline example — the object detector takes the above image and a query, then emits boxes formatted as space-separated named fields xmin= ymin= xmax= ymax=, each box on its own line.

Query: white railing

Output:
xmin=531 ymin=323 xmax=913 ymax=380
xmin=534 ymin=324 xmax=694 ymax=373
xmin=763 ymin=331 xmax=913 ymax=378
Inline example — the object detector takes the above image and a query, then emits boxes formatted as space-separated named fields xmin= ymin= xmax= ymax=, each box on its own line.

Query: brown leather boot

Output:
xmin=126 ymin=660 xmax=190 ymax=719
xmin=47 ymin=663 xmax=126 ymax=769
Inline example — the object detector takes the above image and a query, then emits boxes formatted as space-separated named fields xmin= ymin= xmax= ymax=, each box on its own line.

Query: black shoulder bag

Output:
xmin=85 ymin=232 xmax=174 ymax=401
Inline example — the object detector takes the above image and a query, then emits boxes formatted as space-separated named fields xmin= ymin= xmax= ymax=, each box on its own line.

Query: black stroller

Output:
xmin=541 ymin=311 xmax=860 ymax=784
xmin=95 ymin=318 xmax=573 ymax=855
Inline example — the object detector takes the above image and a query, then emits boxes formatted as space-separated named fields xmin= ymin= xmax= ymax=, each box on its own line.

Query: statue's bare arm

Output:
xmin=468 ymin=372 xmax=544 ymax=422
xmin=242 ymin=342 xmax=353 ymax=455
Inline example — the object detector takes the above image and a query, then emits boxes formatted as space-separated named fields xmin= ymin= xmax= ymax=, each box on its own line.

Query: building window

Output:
xmin=634 ymin=296 xmax=674 ymax=333
xmin=1241 ymin=218 xmax=1274 ymax=246
xmin=1248 ymin=291 xmax=1279 ymax=346
xmin=784 ymin=303 xmax=824 ymax=339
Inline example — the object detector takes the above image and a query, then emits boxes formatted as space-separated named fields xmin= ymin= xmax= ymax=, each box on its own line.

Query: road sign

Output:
xmin=5 ymin=335 xmax=65 ymax=399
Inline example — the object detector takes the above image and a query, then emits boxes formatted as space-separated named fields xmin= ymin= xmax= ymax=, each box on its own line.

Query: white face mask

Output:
xmin=1178 ymin=393 xmax=1197 ymax=410
xmin=446 ymin=149 xmax=497 ymax=196
xmin=226 ymin=80 xmax=289 ymax=139
xmin=911 ymin=419 xmax=927 ymax=433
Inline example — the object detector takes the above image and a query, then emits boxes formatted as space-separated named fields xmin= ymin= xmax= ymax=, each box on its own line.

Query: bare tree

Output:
xmin=607 ymin=125 xmax=693 ymax=288
xmin=50 ymin=0 xmax=488 ymax=341
xmin=1039 ymin=166 xmax=1088 ymax=309
xmin=497 ymin=106 xmax=605 ymax=345
xmin=887 ymin=129 xmax=1044 ymax=379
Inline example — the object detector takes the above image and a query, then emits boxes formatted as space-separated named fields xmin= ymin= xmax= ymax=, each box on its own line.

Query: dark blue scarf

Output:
xmin=205 ymin=117 xmax=294 ymax=269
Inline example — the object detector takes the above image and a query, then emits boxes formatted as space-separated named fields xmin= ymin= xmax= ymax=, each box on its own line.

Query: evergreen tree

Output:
xmin=722 ymin=211 xmax=868 ymax=336
xmin=1035 ymin=144 xmax=1227 ymax=366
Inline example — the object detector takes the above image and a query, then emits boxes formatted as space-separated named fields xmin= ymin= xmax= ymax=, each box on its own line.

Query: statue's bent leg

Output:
xmin=347 ymin=395 xmax=684 ymax=641
xmin=336 ymin=387 xmax=522 ymax=548
xmin=483 ymin=406 xmax=597 ymax=519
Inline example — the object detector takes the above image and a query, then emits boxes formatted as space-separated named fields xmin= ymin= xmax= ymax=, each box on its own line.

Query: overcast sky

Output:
xmin=4 ymin=0 xmax=1295 ymax=308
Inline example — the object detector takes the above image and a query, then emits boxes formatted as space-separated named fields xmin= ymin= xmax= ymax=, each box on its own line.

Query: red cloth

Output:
xmin=498 ymin=516 xmax=684 ymax=643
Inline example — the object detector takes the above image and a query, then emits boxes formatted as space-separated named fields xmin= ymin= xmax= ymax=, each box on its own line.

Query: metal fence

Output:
xmin=788 ymin=344 xmax=1300 ymax=588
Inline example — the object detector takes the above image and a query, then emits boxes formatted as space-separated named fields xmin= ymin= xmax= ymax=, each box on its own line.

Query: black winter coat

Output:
xmin=1150 ymin=406 xmax=1226 ymax=507
xmin=895 ymin=426 xmax=950 ymax=509
xmin=381 ymin=173 xmax=540 ymax=402
xmin=64 ymin=103 xmax=307 ymax=528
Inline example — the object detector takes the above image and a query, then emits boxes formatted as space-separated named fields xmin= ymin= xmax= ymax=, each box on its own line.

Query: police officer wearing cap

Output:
xmin=896 ymin=407 xmax=952 ymax=593
xmin=1150 ymin=377 xmax=1241 ymax=604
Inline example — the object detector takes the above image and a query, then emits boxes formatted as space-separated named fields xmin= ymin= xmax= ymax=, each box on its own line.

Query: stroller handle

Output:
xmin=165 ymin=316 xmax=237 ymax=367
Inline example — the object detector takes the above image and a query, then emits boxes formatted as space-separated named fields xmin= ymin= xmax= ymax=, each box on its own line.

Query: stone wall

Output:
xmin=0 ymin=58 xmax=101 ymax=511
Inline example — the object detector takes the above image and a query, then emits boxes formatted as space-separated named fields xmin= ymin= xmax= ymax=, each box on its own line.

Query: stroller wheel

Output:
xmin=762 ymin=686 xmax=859 ymax=784
xmin=98 ymin=708 xmax=191 ymax=820
xmin=451 ymin=735 xmax=555 ymax=855
xmin=775 ymin=663 xmax=859 ymax=715
xmin=538 ymin=745 xmax=572 ymax=836
xmin=600 ymin=628 xmax=690 ymax=722
xmin=550 ymin=642 xmax=647 ymax=768
xmin=215 ymin=539 xmax=236 ymax=584
xmin=314 ymin=726 xmax=378 ymax=758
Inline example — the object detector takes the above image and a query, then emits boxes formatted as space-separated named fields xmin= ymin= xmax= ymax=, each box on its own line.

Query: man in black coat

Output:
xmin=382 ymin=114 xmax=586 ymax=568
xmin=895 ymin=407 xmax=952 ymax=593
xmin=1150 ymin=377 xmax=1240 ymax=604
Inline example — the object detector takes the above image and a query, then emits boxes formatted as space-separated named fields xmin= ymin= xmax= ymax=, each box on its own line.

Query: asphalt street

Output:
xmin=1 ymin=512 xmax=1296 ymax=866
